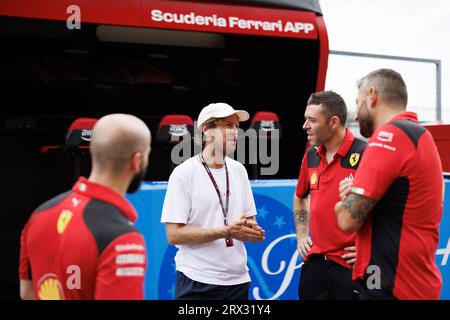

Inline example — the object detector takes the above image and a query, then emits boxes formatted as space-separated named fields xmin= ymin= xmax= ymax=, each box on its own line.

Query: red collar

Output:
xmin=317 ymin=128 xmax=355 ymax=158
xmin=73 ymin=177 xmax=138 ymax=222
xmin=388 ymin=111 xmax=418 ymax=123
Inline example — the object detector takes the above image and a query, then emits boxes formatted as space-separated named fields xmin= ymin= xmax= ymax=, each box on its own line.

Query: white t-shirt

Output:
xmin=161 ymin=155 xmax=257 ymax=286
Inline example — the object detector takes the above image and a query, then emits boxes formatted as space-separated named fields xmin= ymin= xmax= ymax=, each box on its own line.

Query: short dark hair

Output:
xmin=307 ymin=91 xmax=347 ymax=126
xmin=357 ymin=68 xmax=408 ymax=107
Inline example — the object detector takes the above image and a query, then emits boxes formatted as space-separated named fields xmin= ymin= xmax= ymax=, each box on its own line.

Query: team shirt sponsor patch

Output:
xmin=113 ymin=243 xmax=146 ymax=277
xmin=116 ymin=267 xmax=145 ymax=277
xmin=116 ymin=254 xmax=146 ymax=265
xmin=37 ymin=274 xmax=65 ymax=300
xmin=368 ymin=142 xmax=396 ymax=151
xmin=377 ymin=130 xmax=394 ymax=142
xmin=351 ymin=186 xmax=365 ymax=196
xmin=115 ymin=244 xmax=145 ymax=252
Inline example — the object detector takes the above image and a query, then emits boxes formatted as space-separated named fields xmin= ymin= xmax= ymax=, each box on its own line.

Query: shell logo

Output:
xmin=57 ymin=210 xmax=73 ymax=234
xmin=37 ymin=274 xmax=64 ymax=300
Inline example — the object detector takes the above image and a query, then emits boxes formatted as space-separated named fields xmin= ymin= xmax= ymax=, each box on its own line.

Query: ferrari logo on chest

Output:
xmin=349 ymin=153 xmax=360 ymax=167
xmin=310 ymin=171 xmax=318 ymax=186
xmin=57 ymin=210 xmax=73 ymax=234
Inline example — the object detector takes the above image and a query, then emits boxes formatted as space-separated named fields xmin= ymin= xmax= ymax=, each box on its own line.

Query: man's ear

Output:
xmin=368 ymin=87 xmax=378 ymax=108
xmin=330 ymin=115 xmax=340 ymax=128
xmin=202 ymin=125 xmax=209 ymax=136
xmin=131 ymin=152 xmax=143 ymax=172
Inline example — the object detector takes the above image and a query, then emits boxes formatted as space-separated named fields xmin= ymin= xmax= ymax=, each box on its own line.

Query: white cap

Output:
xmin=197 ymin=102 xmax=250 ymax=128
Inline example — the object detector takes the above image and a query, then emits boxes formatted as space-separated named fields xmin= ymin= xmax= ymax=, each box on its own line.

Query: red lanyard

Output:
xmin=199 ymin=154 xmax=234 ymax=247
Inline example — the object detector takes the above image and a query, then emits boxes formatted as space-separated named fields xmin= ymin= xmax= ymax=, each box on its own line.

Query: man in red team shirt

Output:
xmin=335 ymin=69 xmax=443 ymax=300
xmin=19 ymin=114 xmax=151 ymax=300
xmin=294 ymin=91 xmax=366 ymax=299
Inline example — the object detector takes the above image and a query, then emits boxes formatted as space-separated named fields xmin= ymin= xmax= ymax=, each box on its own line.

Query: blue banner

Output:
xmin=128 ymin=178 xmax=450 ymax=300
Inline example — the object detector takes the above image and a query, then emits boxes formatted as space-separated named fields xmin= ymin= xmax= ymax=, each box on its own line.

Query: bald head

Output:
xmin=90 ymin=114 xmax=151 ymax=173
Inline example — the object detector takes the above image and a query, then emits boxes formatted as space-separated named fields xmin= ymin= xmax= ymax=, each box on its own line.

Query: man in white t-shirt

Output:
xmin=161 ymin=102 xmax=265 ymax=300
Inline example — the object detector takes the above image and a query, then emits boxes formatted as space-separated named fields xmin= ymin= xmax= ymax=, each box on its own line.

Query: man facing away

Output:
xmin=19 ymin=114 xmax=151 ymax=300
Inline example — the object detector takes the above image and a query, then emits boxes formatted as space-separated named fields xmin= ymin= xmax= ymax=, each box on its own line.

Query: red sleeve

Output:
xmin=352 ymin=125 xmax=414 ymax=200
xmin=19 ymin=222 xmax=31 ymax=280
xmin=95 ymin=232 xmax=147 ymax=300
xmin=295 ymin=153 xmax=310 ymax=198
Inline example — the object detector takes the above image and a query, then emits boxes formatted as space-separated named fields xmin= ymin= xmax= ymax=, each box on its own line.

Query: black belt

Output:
xmin=310 ymin=254 xmax=331 ymax=261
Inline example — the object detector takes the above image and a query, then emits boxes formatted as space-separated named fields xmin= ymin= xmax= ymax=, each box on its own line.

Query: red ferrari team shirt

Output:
xmin=19 ymin=177 xmax=147 ymax=300
xmin=351 ymin=112 xmax=443 ymax=300
xmin=296 ymin=129 xmax=367 ymax=268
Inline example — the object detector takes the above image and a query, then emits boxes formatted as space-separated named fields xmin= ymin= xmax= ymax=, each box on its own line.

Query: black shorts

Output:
xmin=175 ymin=271 xmax=250 ymax=300
xmin=298 ymin=254 xmax=359 ymax=300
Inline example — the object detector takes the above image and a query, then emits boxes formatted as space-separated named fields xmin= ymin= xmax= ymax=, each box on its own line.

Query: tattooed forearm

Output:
xmin=341 ymin=193 xmax=377 ymax=224
xmin=294 ymin=209 xmax=309 ymax=226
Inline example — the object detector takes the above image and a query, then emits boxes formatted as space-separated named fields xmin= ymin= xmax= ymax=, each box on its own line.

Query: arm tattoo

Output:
xmin=341 ymin=193 xmax=377 ymax=224
xmin=294 ymin=209 xmax=309 ymax=226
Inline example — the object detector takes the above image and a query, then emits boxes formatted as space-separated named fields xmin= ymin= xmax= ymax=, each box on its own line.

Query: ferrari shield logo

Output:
xmin=57 ymin=210 xmax=73 ymax=234
xmin=310 ymin=172 xmax=318 ymax=186
xmin=349 ymin=153 xmax=360 ymax=167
